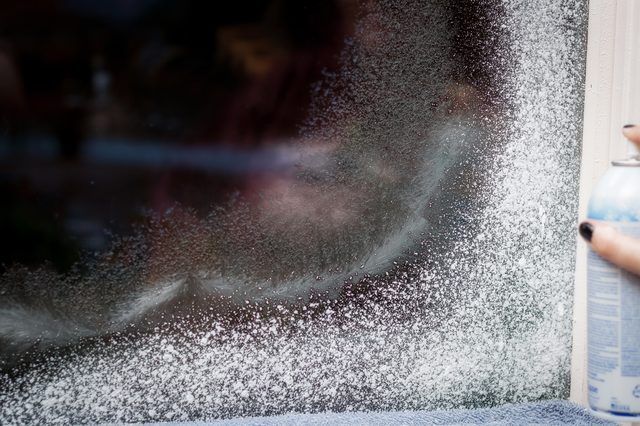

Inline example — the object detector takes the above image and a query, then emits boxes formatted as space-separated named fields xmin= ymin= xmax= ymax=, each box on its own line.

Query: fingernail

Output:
xmin=623 ymin=124 xmax=636 ymax=129
xmin=579 ymin=222 xmax=593 ymax=242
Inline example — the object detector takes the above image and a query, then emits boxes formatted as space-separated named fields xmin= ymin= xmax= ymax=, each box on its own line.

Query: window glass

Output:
xmin=0 ymin=0 xmax=586 ymax=422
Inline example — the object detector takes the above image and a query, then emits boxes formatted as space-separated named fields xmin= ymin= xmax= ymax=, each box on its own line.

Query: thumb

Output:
xmin=622 ymin=124 xmax=640 ymax=151
xmin=580 ymin=221 xmax=640 ymax=276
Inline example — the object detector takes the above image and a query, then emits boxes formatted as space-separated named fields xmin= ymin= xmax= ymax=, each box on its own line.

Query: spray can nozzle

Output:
xmin=628 ymin=136 xmax=639 ymax=159
xmin=621 ymin=124 xmax=639 ymax=160
xmin=612 ymin=128 xmax=640 ymax=166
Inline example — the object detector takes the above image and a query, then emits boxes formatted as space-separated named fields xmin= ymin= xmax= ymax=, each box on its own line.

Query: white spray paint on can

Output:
xmin=587 ymin=142 xmax=640 ymax=421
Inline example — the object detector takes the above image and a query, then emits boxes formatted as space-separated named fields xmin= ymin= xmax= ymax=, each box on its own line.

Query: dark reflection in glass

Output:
xmin=0 ymin=1 xmax=352 ymax=266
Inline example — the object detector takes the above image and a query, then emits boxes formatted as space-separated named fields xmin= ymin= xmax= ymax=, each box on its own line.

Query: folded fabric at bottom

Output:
xmin=189 ymin=400 xmax=613 ymax=425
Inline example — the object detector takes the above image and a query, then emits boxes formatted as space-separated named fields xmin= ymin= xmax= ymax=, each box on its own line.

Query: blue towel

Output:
xmin=199 ymin=400 xmax=614 ymax=425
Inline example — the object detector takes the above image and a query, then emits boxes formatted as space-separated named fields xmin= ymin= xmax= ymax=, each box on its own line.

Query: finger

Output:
xmin=622 ymin=124 xmax=640 ymax=149
xmin=580 ymin=221 xmax=640 ymax=276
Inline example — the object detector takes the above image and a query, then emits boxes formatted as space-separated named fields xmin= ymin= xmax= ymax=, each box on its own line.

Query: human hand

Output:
xmin=578 ymin=125 xmax=640 ymax=276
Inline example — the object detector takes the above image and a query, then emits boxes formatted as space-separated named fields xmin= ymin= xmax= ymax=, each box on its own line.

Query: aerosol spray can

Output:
xmin=588 ymin=139 xmax=640 ymax=421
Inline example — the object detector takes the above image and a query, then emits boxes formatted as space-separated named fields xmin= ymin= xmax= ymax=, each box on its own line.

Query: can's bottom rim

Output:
xmin=612 ymin=155 xmax=640 ymax=167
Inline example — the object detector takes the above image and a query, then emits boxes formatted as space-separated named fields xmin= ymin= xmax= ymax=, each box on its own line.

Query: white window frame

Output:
xmin=571 ymin=0 xmax=640 ymax=406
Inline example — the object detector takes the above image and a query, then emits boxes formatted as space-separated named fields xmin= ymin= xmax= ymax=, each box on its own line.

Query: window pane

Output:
xmin=0 ymin=0 xmax=586 ymax=422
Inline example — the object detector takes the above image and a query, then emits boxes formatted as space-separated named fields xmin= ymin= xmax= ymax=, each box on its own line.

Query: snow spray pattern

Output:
xmin=0 ymin=0 xmax=586 ymax=423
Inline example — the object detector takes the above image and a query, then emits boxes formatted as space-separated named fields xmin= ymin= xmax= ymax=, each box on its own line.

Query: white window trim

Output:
xmin=571 ymin=0 xmax=640 ymax=406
